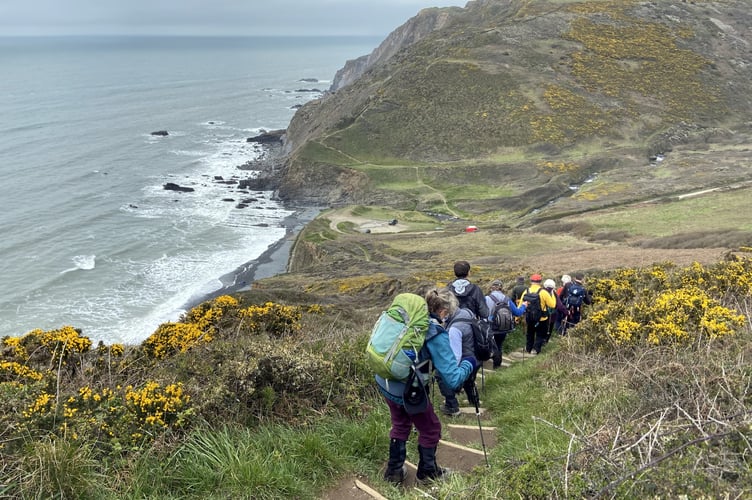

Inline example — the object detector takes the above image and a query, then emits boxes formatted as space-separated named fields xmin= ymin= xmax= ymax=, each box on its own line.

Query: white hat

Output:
xmin=561 ymin=274 xmax=572 ymax=284
xmin=543 ymin=278 xmax=556 ymax=289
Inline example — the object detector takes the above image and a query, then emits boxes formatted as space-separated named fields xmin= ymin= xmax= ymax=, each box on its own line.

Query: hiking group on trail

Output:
xmin=366 ymin=261 xmax=592 ymax=486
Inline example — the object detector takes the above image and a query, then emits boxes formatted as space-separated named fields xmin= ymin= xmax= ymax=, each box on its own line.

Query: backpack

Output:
xmin=490 ymin=295 xmax=514 ymax=332
xmin=449 ymin=316 xmax=495 ymax=361
xmin=522 ymin=288 xmax=543 ymax=324
xmin=565 ymin=283 xmax=586 ymax=310
xmin=365 ymin=293 xmax=430 ymax=381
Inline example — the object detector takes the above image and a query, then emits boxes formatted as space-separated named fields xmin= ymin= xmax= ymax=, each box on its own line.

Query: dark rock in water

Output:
xmin=254 ymin=223 xmax=270 ymax=227
xmin=163 ymin=182 xmax=194 ymax=192
xmin=150 ymin=130 xmax=169 ymax=136
xmin=246 ymin=129 xmax=285 ymax=144
xmin=290 ymin=104 xmax=303 ymax=109
xmin=222 ymin=198 xmax=235 ymax=202
xmin=214 ymin=176 xmax=224 ymax=180
xmin=239 ymin=178 xmax=275 ymax=190
xmin=236 ymin=203 xmax=248 ymax=209
xmin=294 ymin=88 xmax=322 ymax=93
xmin=242 ymin=198 xmax=258 ymax=203
xmin=299 ymin=78 xmax=319 ymax=83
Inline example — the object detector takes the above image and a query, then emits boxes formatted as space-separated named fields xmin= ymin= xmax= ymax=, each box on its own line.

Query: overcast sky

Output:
xmin=0 ymin=0 xmax=468 ymax=37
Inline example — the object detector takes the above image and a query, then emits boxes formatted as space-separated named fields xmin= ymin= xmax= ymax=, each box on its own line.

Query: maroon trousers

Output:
xmin=385 ymin=398 xmax=442 ymax=448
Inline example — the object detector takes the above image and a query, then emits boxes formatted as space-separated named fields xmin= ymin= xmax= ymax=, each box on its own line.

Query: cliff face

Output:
xmin=330 ymin=6 xmax=461 ymax=92
xmin=273 ymin=0 xmax=752 ymax=210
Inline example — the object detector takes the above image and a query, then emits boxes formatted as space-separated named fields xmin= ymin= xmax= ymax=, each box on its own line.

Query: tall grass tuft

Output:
xmin=17 ymin=436 xmax=104 ymax=499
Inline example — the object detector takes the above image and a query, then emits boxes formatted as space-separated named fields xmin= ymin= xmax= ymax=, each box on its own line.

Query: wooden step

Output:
xmin=443 ymin=423 xmax=498 ymax=451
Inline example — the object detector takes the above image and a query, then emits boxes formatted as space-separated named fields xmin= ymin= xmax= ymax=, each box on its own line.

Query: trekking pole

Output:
xmin=471 ymin=383 xmax=489 ymax=467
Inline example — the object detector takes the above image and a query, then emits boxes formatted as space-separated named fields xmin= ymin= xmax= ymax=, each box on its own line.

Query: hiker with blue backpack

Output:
xmin=368 ymin=290 xmax=477 ymax=484
xmin=560 ymin=272 xmax=593 ymax=333
xmin=485 ymin=279 xmax=527 ymax=369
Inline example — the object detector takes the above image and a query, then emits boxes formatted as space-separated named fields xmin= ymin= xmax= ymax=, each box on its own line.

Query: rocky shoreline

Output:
xmin=181 ymin=131 xmax=319 ymax=311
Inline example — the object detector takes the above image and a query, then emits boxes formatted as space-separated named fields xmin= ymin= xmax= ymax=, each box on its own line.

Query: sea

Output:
xmin=0 ymin=35 xmax=381 ymax=345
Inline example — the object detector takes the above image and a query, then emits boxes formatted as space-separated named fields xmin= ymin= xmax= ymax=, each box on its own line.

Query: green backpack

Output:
xmin=366 ymin=293 xmax=430 ymax=381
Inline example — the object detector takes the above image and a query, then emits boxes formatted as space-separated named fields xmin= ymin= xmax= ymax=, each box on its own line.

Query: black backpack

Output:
xmin=565 ymin=283 xmax=586 ymax=310
xmin=449 ymin=317 xmax=495 ymax=361
xmin=453 ymin=285 xmax=482 ymax=319
xmin=522 ymin=288 xmax=542 ymax=324
xmin=490 ymin=295 xmax=514 ymax=332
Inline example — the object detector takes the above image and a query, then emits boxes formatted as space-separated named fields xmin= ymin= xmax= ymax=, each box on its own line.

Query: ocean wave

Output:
xmin=60 ymin=254 xmax=96 ymax=274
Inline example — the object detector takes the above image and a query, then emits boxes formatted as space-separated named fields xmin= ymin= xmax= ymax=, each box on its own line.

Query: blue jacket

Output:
xmin=375 ymin=315 xmax=474 ymax=405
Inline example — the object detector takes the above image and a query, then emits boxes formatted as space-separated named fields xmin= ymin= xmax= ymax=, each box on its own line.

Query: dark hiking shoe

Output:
xmin=384 ymin=464 xmax=407 ymax=484
xmin=416 ymin=466 xmax=453 ymax=484
xmin=439 ymin=403 xmax=461 ymax=417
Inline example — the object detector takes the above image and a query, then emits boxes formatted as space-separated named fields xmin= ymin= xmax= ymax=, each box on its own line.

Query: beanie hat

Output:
xmin=561 ymin=274 xmax=572 ymax=285
xmin=530 ymin=274 xmax=542 ymax=282
xmin=543 ymin=278 xmax=556 ymax=289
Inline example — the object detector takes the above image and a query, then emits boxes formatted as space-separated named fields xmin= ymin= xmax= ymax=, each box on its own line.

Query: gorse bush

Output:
xmin=575 ymin=258 xmax=749 ymax=351
xmin=0 ymin=296 xmax=353 ymax=468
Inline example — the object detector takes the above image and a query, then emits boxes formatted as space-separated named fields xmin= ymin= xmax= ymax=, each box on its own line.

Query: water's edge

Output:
xmin=182 ymin=205 xmax=320 ymax=312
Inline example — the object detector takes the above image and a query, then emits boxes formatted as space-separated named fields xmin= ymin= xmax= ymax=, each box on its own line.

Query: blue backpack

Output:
xmin=565 ymin=283 xmax=587 ymax=310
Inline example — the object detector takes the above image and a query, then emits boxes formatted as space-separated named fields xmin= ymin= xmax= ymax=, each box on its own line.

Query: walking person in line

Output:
xmin=448 ymin=260 xmax=489 ymax=320
xmin=485 ymin=279 xmax=527 ymax=369
xmin=560 ymin=272 xmax=593 ymax=332
xmin=437 ymin=301 xmax=479 ymax=416
xmin=377 ymin=288 xmax=477 ymax=484
xmin=543 ymin=278 xmax=568 ymax=343
xmin=511 ymin=275 xmax=527 ymax=303
xmin=518 ymin=274 xmax=557 ymax=355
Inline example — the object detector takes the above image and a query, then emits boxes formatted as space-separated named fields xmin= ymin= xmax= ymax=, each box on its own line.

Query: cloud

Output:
xmin=0 ymin=0 xmax=467 ymax=36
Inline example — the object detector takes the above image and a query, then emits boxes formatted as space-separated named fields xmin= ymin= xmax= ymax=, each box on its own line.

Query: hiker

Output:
xmin=448 ymin=260 xmax=489 ymax=320
xmin=485 ymin=279 xmax=527 ymax=369
xmin=518 ymin=274 xmax=557 ymax=355
xmin=436 ymin=300 xmax=481 ymax=417
xmin=543 ymin=278 xmax=568 ymax=342
xmin=553 ymin=275 xmax=572 ymax=334
xmin=510 ymin=275 xmax=527 ymax=303
xmin=376 ymin=288 xmax=477 ymax=484
xmin=560 ymin=272 xmax=593 ymax=332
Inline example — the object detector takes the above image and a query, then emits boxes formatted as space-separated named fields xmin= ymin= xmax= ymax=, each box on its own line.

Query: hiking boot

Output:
xmin=383 ymin=438 xmax=407 ymax=484
xmin=439 ymin=404 xmax=461 ymax=417
xmin=384 ymin=465 xmax=407 ymax=484
xmin=416 ymin=445 xmax=452 ymax=484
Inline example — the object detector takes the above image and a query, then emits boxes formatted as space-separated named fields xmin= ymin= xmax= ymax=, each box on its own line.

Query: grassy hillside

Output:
xmin=279 ymin=0 xmax=752 ymax=218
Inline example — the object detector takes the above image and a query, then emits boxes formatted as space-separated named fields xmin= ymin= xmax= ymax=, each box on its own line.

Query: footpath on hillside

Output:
xmin=320 ymin=349 xmax=532 ymax=499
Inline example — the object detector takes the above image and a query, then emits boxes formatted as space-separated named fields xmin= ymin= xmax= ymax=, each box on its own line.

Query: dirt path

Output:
xmin=319 ymin=353 xmax=528 ymax=499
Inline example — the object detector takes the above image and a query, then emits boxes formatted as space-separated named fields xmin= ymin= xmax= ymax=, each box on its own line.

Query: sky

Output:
xmin=0 ymin=0 xmax=468 ymax=37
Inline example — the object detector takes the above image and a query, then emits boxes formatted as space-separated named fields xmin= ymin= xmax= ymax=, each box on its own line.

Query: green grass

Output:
xmin=580 ymin=187 xmax=752 ymax=237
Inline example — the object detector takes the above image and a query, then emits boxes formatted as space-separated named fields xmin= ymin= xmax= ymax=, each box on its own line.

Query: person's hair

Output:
xmin=425 ymin=287 xmax=458 ymax=316
xmin=574 ymin=272 xmax=585 ymax=281
xmin=490 ymin=279 xmax=504 ymax=291
xmin=453 ymin=260 xmax=470 ymax=278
